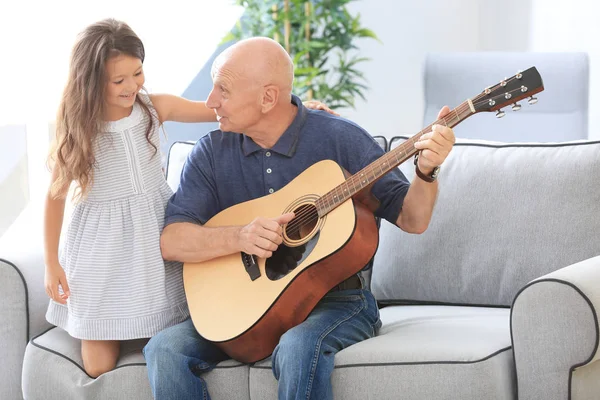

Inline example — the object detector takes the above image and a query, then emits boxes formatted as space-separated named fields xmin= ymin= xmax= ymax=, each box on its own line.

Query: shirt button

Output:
xmin=266 ymin=168 xmax=272 ymax=174
xmin=266 ymin=151 xmax=271 ymax=157
xmin=268 ymin=188 xmax=274 ymax=194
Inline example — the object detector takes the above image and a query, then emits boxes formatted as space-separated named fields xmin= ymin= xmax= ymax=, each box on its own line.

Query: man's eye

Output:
xmin=114 ymin=80 xmax=123 ymax=84
xmin=135 ymin=71 xmax=142 ymax=76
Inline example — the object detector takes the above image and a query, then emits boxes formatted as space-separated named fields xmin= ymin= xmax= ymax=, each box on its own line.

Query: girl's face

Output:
xmin=104 ymin=54 xmax=145 ymax=111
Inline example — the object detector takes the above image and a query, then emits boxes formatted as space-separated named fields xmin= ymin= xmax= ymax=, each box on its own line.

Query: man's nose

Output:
xmin=206 ymin=89 xmax=219 ymax=109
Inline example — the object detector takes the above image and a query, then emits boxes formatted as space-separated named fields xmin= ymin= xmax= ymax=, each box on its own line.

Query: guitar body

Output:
xmin=183 ymin=66 xmax=545 ymax=363
xmin=183 ymin=160 xmax=379 ymax=363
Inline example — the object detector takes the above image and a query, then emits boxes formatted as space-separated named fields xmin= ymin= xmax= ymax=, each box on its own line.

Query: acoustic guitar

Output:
xmin=183 ymin=67 xmax=544 ymax=363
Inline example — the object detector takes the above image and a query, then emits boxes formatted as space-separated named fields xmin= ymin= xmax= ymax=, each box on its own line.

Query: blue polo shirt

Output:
xmin=164 ymin=95 xmax=410 ymax=228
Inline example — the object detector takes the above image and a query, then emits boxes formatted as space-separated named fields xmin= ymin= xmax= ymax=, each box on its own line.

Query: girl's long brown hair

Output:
xmin=49 ymin=18 xmax=156 ymax=200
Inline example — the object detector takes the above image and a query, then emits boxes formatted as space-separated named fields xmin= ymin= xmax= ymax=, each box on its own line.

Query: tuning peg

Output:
xmin=528 ymin=96 xmax=538 ymax=105
xmin=512 ymin=103 xmax=521 ymax=111
xmin=496 ymin=109 xmax=506 ymax=118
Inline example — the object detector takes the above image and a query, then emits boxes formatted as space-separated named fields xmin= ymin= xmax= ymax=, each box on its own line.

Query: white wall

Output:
xmin=0 ymin=0 xmax=242 ymax=234
xmin=1 ymin=0 xmax=596 ymax=235
xmin=529 ymin=0 xmax=600 ymax=139
xmin=0 ymin=125 xmax=29 ymax=237
xmin=342 ymin=0 xmax=551 ymax=141
xmin=0 ymin=0 xmax=242 ymax=125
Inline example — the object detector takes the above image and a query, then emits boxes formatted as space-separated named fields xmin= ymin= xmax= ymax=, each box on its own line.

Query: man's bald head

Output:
xmin=212 ymin=37 xmax=294 ymax=97
xmin=206 ymin=37 xmax=299 ymax=137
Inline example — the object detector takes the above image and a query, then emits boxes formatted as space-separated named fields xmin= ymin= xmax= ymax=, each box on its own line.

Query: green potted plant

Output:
xmin=223 ymin=0 xmax=380 ymax=110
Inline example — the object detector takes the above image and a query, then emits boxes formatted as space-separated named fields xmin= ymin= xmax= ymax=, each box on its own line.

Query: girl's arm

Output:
xmin=44 ymin=167 xmax=70 ymax=304
xmin=148 ymin=94 xmax=340 ymax=124
xmin=149 ymin=94 xmax=215 ymax=124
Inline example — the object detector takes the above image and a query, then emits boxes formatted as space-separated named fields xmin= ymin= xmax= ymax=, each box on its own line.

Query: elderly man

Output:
xmin=143 ymin=37 xmax=455 ymax=400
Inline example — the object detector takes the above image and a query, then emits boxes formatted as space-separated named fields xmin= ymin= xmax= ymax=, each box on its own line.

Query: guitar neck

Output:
xmin=315 ymin=100 xmax=476 ymax=216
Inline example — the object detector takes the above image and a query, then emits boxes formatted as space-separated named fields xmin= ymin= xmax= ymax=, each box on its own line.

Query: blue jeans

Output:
xmin=143 ymin=288 xmax=381 ymax=400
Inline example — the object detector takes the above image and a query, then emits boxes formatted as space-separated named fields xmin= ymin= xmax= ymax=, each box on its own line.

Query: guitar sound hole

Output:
xmin=285 ymin=204 xmax=318 ymax=240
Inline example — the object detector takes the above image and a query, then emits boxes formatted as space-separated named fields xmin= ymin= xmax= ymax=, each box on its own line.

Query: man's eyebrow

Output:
xmin=213 ymin=78 xmax=227 ymax=88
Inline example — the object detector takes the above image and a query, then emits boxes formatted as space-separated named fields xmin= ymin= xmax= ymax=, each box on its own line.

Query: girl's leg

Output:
xmin=81 ymin=339 xmax=121 ymax=378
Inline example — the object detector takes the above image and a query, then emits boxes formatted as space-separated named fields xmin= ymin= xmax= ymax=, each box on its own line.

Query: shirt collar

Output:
xmin=242 ymin=94 xmax=307 ymax=157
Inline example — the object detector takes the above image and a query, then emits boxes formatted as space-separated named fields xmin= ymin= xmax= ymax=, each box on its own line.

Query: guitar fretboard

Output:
xmin=315 ymin=101 xmax=473 ymax=216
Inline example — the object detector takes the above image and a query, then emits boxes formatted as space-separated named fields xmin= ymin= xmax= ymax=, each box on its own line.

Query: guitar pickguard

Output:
xmin=265 ymin=231 xmax=320 ymax=280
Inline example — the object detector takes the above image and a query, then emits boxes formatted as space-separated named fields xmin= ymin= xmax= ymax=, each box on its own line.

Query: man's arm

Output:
xmin=160 ymin=223 xmax=241 ymax=263
xmin=396 ymin=106 xmax=455 ymax=234
xmin=395 ymin=176 xmax=439 ymax=234
xmin=161 ymin=213 xmax=295 ymax=263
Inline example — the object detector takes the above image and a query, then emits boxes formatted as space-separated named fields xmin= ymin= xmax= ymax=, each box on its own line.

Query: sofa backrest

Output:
xmin=166 ymin=141 xmax=195 ymax=192
xmin=371 ymin=137 xmax=600 ymax=307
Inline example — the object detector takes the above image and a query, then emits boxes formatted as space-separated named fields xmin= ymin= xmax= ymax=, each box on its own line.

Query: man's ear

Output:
xmin=261 ymin=85 xmax=279 ymax=113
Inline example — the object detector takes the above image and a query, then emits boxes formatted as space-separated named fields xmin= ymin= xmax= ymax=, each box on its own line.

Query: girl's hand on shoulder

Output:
xmin=45 ymin=261 xmax=70 ymax=305
xmin=303 ymin=100 xmax=340 ymax=116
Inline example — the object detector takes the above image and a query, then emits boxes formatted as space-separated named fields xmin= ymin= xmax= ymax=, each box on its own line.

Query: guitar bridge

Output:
xmin=242 ymin=252 xmax=261 ymax=281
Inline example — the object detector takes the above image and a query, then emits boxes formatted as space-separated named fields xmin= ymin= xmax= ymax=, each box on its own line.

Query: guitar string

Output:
xmin=285 ymin=82 xmax=536 ymax=233
xmin=285 ymin=84 xmax=532 ymax=233
xmin=285 ymin=82 xmax=533 ymax=233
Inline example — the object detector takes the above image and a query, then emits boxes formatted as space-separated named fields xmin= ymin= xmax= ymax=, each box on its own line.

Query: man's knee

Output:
xmin=143 ymin=329 xmax=172 ymax=363
xmin=274 ymin=328 xmax=319 ymax=367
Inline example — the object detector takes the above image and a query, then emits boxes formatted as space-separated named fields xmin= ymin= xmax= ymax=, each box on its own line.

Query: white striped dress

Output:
xmin=46 ymin=94 xmax=189 ymax=340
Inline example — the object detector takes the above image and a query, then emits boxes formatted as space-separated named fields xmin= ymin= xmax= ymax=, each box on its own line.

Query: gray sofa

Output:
xmin=2 ymin=133 xmax=600 ymax=399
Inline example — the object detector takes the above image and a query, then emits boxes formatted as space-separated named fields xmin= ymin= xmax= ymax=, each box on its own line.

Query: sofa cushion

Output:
xmin=249 ymin=305 xmax=514 ymax=400
xmin=22 ymin=327 xmax=250 ymax=400
xmin=372 ymin=137 xmax=600 ymax=306
xmin=0 ymin=259 xmax=28 ymax=400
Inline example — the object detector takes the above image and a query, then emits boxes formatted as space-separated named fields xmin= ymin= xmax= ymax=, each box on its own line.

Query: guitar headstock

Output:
xmin=472 ymin=67 xmax=544 ymax=118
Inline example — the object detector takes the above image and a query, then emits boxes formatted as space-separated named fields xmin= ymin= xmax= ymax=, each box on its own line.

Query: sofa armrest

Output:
xmin=511 ymin=255 xmax=600 ymax=400
xmin=0 ymin=200 xmax=53 ymax=400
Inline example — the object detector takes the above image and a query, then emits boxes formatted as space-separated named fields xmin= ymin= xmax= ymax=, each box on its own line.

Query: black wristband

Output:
xmin=415 ymin=164 xmax=436 ymax=182
xmin=414 ymin=152 xmax=439 ymax=183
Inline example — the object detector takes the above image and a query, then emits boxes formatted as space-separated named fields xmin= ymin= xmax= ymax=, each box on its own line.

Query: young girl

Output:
xmin=44 ymin=18 xmax=336 ymax=378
